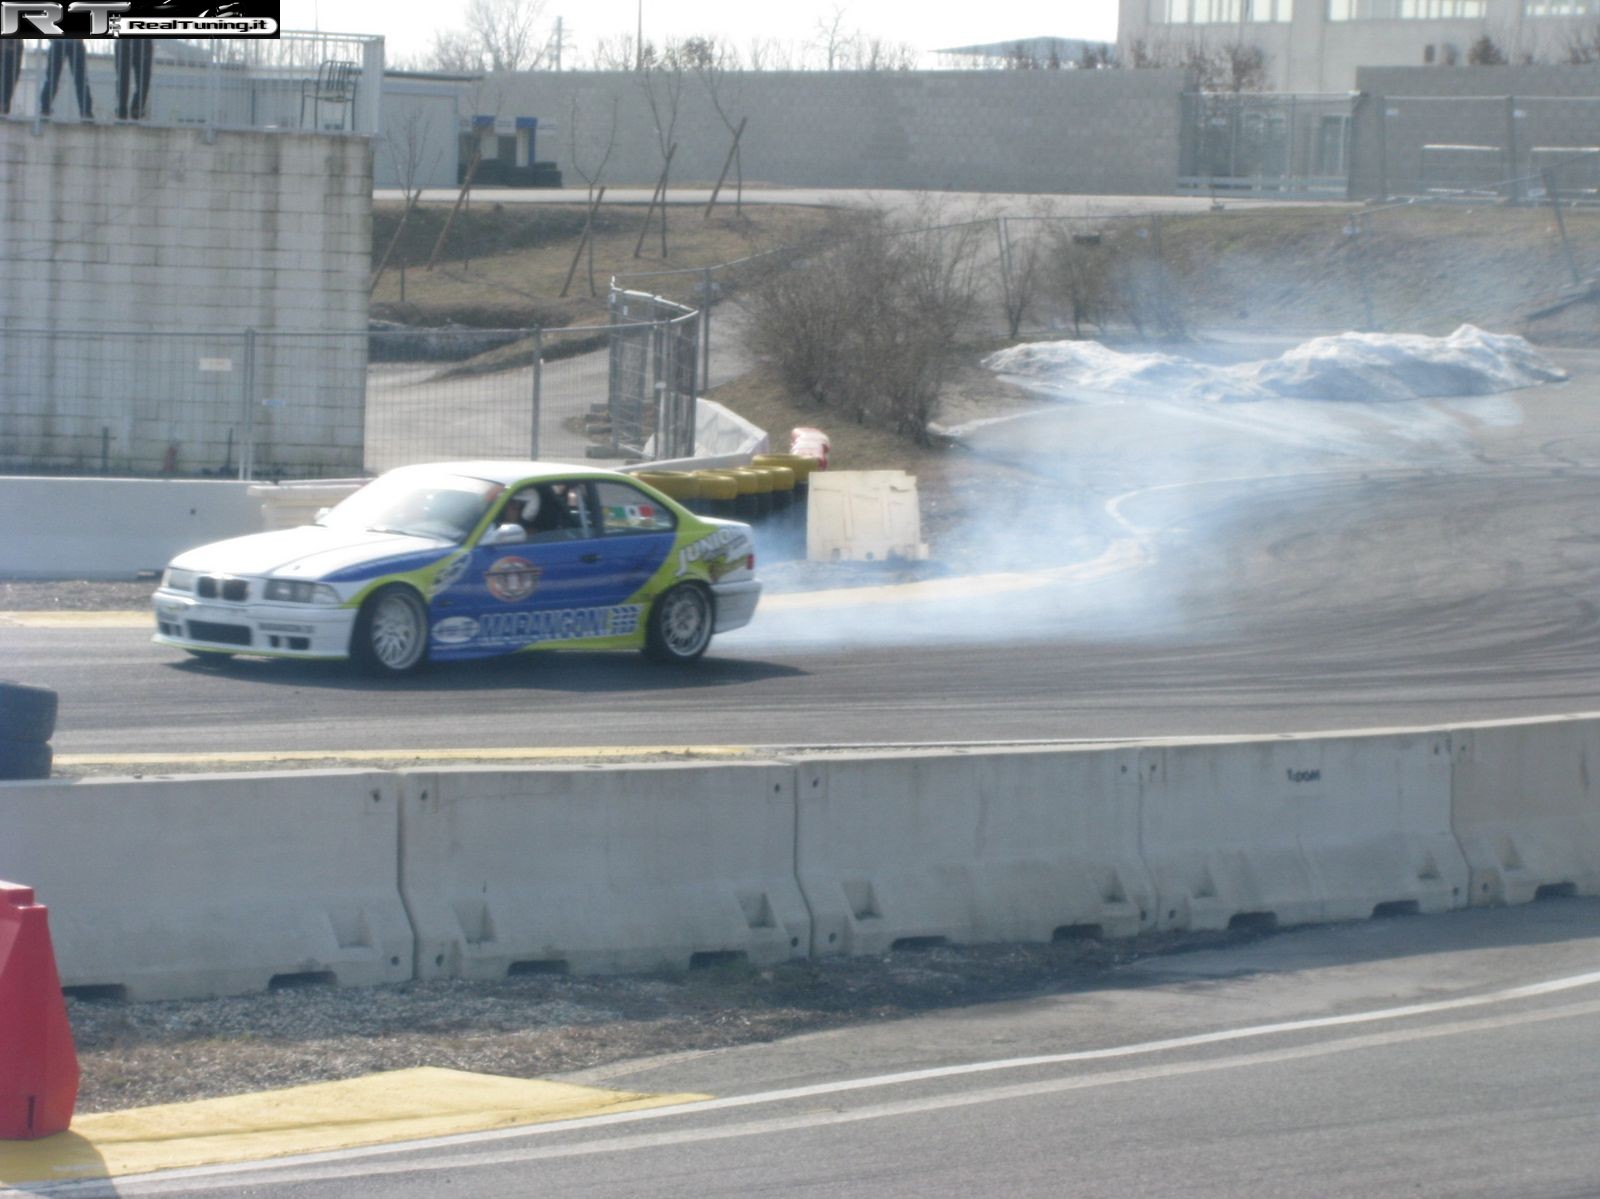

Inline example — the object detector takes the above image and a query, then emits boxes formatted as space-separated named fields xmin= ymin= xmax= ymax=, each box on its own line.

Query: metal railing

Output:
xmin=0 ymin=31 xmax=383 ymax=134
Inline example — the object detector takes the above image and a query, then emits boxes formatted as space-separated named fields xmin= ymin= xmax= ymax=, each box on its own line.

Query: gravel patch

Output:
xmin=67 ymin=930 xmax=1267 ymax=1113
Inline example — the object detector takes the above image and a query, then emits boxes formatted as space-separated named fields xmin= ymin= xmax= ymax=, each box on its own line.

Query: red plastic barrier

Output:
xmin=0 ymin=882 xmax=79 ymax=1139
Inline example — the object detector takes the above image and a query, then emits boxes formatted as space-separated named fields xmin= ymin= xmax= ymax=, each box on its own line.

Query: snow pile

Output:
xmin=984 ymin=326 xmax=1566 ymax=403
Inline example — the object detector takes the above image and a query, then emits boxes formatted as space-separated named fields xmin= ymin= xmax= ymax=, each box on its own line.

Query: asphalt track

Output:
xmin=6 ymin=345 xmax=1600 ymax=1196
xmin=14 ymin=900 xmax=1600 ymax=1197
xmin=8 ymin=347 xmax=1600 ymax=763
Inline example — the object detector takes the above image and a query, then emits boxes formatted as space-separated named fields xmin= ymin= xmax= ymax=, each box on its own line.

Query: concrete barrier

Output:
xmin=1451 ymin=716 xmax=1600 ymax=905
xmin=0 ymin=772 xmax=411 ymax=1000
xmin=793 ymin=748 xmax=1153 ymax=956
xmin=1139 ymin=732 xmax=1466 ymax=932
xmin=399 ymin=764 xmax=810 ymax=979
xmin=0 ymin=477 xmax=263 ymax=580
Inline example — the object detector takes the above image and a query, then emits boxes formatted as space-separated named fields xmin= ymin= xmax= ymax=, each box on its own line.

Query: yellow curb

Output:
xmin=55 ymin=745 xmax=755 ymax=767
xmin=0 ymin=1068 xmax=709 ymax=1186
xmin=0 ymin=610 xmax=148 ymax=628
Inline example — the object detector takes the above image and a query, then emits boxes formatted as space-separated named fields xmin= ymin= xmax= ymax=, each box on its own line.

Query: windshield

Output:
xmin=318 ymin=472 xmax=502 ymax=543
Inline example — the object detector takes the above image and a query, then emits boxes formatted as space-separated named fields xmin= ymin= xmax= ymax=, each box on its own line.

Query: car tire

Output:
xmin=0 ymin=681 xmax=58 ymax=743
xmin=351 ymin=585 xmax=429 ymax=676
xmin=644 ymin=583 xmax=713 ymax=663
xmin=0 ymin=739 xmax=52 ymax=781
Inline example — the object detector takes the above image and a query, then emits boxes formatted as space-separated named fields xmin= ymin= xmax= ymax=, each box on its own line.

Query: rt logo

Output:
xmin=1 ymin=2 xmax=130 ymax=34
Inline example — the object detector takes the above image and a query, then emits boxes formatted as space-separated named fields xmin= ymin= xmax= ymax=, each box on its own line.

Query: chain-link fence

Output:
xmin=1354 ymin=93 xmax=1600 ymax=202
xmin=0 ymin=311 xmax=698 ymax=480
xmin=1179 ymin=92 xmax=1356 ymax=198
xmin=606 ymin=289 xmax=700 ymax=461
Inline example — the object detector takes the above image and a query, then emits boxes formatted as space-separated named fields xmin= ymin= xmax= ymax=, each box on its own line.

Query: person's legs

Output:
xmin=66 ymin=40 xmax=91 ymax=119
xmin=0 ymin=42 xmax=22 ymax=116
xmin=115 ymin=39 xmax=131 ymax=119
xmin=38 ymin=41 xmax=65 ymax=116
xmin=131 ymin=40 xmax=152 ymax=119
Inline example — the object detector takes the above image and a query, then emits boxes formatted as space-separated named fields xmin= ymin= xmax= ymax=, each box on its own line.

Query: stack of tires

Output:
xmin=0 ymin=682 xmax=57 ymax=781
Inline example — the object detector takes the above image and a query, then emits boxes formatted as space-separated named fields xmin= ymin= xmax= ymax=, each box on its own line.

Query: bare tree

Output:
xmin=813 ymin=6 xmax=850 ymax=70
xmin=419 ymin=0 xmax=549 ymax=72
xmin=564 ymin=94 xmax=618 ymax=296
xmin=1467 ymin=32 xmax=1508 ymax=64
xmin=1565 ymin=22 xmax=1600 ymax=62
xmin=746 ymin=205 xmax=986 ymax=445
xmin=465 ymin=0 xmax=548 ymax=71
xmin=588 ymin=35 xmax=636 ymax=70
xmin=635 ymin=54 xmax=686 ymax=256
xmin=371 ymin=106 xmax=443 ymax=292
xmin=425 ymin=30 xmax=482 ymax=73
xmin=696 ymin=39 xmax=749 ymax=215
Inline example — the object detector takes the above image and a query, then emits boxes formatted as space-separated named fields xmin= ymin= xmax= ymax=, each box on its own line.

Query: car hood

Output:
xmin=168 ymin=526 xmax=452 ymax=581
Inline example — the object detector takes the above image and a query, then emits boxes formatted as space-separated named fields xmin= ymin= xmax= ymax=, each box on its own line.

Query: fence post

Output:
xmin=530 ymin=327 xmax=543 ymax=461
xmin=1505 ymin=95 xmax=1521 ymax=205
xmin=701 ymin=266 xmax=713 ymax=390
xmin=1377 ymin=95 xmax=1389 ymax=201
xmin=240 ymin=328 xmax=257 ymax=481
xmin=1543 ymin=169 xmax=1583 ymax=288
xmin=994 ymin=216 xmax=1014 ymax=331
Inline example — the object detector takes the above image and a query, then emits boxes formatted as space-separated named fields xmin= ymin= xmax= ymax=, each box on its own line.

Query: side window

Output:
xmin=497 ymin=481 xmax=597 ymax=542
xmin=595 ymin=481 xmax=677 ymax=536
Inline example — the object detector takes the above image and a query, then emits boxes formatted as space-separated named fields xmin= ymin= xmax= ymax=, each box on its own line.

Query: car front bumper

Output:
xmin=152 ymin=589 xmax=357 ymax=659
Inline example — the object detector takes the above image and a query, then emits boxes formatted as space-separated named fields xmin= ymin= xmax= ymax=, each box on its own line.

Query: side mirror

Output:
xmin=485 ymin=523 xmax=526 ymax=546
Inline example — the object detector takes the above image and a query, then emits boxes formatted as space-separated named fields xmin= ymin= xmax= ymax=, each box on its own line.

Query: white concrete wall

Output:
xmin=0 ymin=476 xmax=264 ymax=579
xmin=2 ymin=718 xmax=1596 ymax=1000
xmin=0 ymin=121 xmax=372 ymax=477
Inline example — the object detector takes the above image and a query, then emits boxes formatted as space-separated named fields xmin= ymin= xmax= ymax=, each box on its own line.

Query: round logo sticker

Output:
xmin=485 ymin=556 xmax=542 ymax=603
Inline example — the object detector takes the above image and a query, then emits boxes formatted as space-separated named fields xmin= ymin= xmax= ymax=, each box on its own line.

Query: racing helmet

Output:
xmin=512 ymin=489 xmax=541 ymax=524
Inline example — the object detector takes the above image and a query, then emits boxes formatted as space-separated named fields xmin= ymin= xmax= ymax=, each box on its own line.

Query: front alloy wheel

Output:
xmin=644 ymin=583 xmax=713 ymax=663
xmin=353 ymin=585 xmax=428 ymax=675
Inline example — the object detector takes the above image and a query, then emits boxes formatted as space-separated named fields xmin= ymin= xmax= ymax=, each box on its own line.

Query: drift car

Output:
xmin=152 ymin=462 xmax=761 ymax=675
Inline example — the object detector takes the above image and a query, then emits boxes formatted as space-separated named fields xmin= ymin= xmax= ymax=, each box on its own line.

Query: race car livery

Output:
xmin=152 ymin=462 xmax=760 ymax=672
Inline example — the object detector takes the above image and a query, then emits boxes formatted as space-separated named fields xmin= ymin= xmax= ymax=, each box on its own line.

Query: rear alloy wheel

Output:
xmin=352 ymin=585 xmax=429 ymax=675
xmin=644 ymin=583 xmax=713 ymax=663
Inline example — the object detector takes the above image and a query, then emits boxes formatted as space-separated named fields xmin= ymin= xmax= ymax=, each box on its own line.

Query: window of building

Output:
xmin=1525 ymin=0 xmax=1600 ymax=15
xmin=1328 ymin=0 xmax=1486 ymax=17
xmin=1158 ymin=0 xmax=1293 ymax=22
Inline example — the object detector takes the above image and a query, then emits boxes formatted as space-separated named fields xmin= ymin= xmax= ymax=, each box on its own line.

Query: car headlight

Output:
xmin=263 ymin=579 xmax=341 ymax=605
xmin=162 ymin=568 xmax=197 ymax=592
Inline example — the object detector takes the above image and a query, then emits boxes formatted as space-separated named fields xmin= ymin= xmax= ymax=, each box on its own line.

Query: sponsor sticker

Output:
xmin=677 ymin=527 xmax=749 ymax=577
xmin=484 ymin=556 xmax=542 ymax=603
xmin=431 ymin=616 xmax=481 ymax=645
xmin=473 ymin=604 xmax=642 ymax=647
xmin=430 ymin=552 xmax=470 ymax=596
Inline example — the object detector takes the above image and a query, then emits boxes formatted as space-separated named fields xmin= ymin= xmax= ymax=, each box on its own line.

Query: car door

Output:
xmin=429 ymin=479 xmax=607 ymax=656
xmin=589 ymin=479 xmax=679 ymax=602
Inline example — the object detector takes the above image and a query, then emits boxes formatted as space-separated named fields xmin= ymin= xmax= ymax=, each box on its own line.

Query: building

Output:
xmin=1118 ymin=0 xmax=1600 ymax=92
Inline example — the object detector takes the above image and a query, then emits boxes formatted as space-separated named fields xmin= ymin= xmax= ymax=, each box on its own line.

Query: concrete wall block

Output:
xmin=0 ymin=771 xmax=412 ymax=1000
xmin=1451 ymin=717 xmax=1600 ymax=906
xmin=399 ymin=764 xmax=811 ymax=979
xmin=795 ymin=748 xmax=1153 ymax=957
xmin=1142 ymin=732 xmax=1465 ymax=932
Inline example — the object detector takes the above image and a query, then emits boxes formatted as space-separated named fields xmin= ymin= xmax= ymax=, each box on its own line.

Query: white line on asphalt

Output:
xmin=25 ymin=968 xmax=1600 ymax=1197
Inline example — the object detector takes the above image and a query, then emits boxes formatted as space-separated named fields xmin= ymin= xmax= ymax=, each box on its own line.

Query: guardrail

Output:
xmin=1 ymin=716 xmax=1597 ymax=1001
